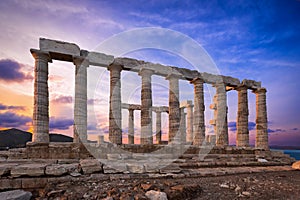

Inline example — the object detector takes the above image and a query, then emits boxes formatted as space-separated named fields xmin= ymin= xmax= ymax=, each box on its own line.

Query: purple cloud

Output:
xmin=0 ymin=103 xmax=25 ymax=111
xmin=49 ymin=117 xmax=73 ymax=131
xmin=0 ymin=112 xmax=31 ymax=128
xmin=228 ymin=121 xmax=256 ymax=132
xmin=0 ymin=59 xmax=32 ymax=82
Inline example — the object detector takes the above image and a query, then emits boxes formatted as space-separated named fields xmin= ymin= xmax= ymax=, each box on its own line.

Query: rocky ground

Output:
xmin=32 ymin=170 xmax=300 ymax=200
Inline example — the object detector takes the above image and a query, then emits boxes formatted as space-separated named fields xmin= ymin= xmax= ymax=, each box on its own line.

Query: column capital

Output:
xmin=190 ymin=77 xmax=204 ymax=84
xmin=30 ymin=49 xmax=52 ymax=62
xmin=138 ymin=68 xmax=154 ymax=76
xmin=253 ymin=87 xmax=267 ymax=94
xmin=107 ymin=63 xmax=123 ymax=72
xmin=73 ymin=56 xmax=89 ymax=67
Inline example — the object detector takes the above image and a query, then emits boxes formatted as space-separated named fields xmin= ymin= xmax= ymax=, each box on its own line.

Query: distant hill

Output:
xmin=0 ymin=128 xmax=73 ymax=148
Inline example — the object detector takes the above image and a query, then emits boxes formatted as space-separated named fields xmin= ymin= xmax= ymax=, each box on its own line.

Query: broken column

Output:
xmin=236 ymin=85 xmax=249 ymax=147
xmin=191 ymin=78 xmax=205 ymax=145
xmin=31 ymin=49 xmax=51 ymax=143
xmin=155 ymin=110 xmax=162 ymax=144
xmin=73 ymin=56 xmax=88 ymax=143
xmin=128 ymin=108 xmax=134 ymax=144
xmin=139 ymin=68 xmax=154 ymax=145
xmin=254 ymin=88 xmax=269 ymax=150
xmin=166 ymin=74 xmax=180 ymax=143
xmin=108 ymin=64 xmax=123 ymax=144
xmin=215 ymin=82 xmax=228 ymax=146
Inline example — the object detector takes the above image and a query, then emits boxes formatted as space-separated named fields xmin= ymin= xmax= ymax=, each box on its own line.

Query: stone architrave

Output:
xmin=155 ymin=111 xmax=162 ymax=144
xmin=236 ymin=85 xmax=249 ymax=147
xmin=186 ymin=103 xmax=194 ymax=143
xmin=139 ymin=68 xmax=154 ymax=145
xmin=31 ymin=49 xmax=52 ymax=143
xmin=166 ymin=74 xmax=180 ymax=143
xmin=191 ymin=77 xmax=205 ymax=145
xmin=128 ymin=109 xmax=134 ymax=144
xmin=254 ymin=88 xmax=269 ymax=150
xmin=215 ymin=82 xmax=228 ymax=146
xmin=108 ymin=64 xmax=123 ymax=144
xmin=73 ymin=56 xmax=88 ymax=143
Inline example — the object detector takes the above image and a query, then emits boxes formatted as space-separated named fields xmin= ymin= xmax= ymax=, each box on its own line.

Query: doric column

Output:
xmin=180 ymin=108 xmax=187 ymax=143
xmin=191 ymin=78 xmax=205 ymax=145
xmin=186 ymin=103 xmax=194 ymax=143
xmin=236 ymin=85 xmax=249 ymax=147
xmin=215 ymin=82 xmax=228 ymax=146
xmin=108 ymin=64 xmax=123 ymax=144
xmin=31 ymin=49 xmax=51 ymax=143
xmin=155 ymin=111 xmax=162 ymax=144
xmin=139 ymin=68 xmax=154 ymax=144
xmin=254 ymin=88 xmax=269 ymax=150
xmin=73 ymin=57 xmax=88 ymax=143
xmin=166 ymin=74 xmax=180 ymax=143
xmin=128 ymin=108 xmax=134 ymax=144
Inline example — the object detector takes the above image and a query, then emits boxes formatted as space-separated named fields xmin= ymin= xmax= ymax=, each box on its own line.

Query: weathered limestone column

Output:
xmin=186 ymin=103 xmax=194 ymax=143
xmin=128 ymin=108 xmax=134 ymax=144
xmin=236 ymin=85 xmax=249 ymax=147
xmin=254 ymin=88 xmax=269 ymax=150
xmin=139 ymin=68 xmax=154 ymax=144
xmin=215 ymin=82 xmax=228 ymax=146
xmin=155 ymin=111 xmax=162 ymax=144
xmin=73 ymin=57 xmax=88 ymax=143
xmin=191 ymin=78 xmax=205 ymax=145
xmin=108 ymin=64 xmax=123 ymax=144
xmin=180 ymin=108 xmax=187 ymax=143
xmin=166 ymin=74 xmax=180 ymax=143
xmin=31 ymin=49 xmax=51 ymax=143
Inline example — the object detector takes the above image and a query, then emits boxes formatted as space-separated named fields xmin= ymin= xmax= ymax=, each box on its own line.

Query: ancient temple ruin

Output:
xmin=31 ymin=38 xmax=268 ymax=149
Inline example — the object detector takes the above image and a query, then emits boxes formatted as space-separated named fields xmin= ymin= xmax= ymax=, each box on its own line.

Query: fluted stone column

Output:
xmin=180 ymin=108 xmax=187 ymax=143
xmin=31 ymin=49 xmax=51 ymax=143
xmin=166 ymin=74 xmax=180 ymax=143
xmin=139 ymin=68 xmax=154 ymax=144
xmin=186 ymin=103 xmax=194 ymax=143
xmin=108 ymin=64 xmax=123 ymax=144
xmin=215 ymin=83 xmax=228 ymax=146
xmin=236 ymin=85 xmax=249 ymax=147
xmin=73 ymin=57 xmax=88 ymax=143
xmin=191 ymin=78 xmax=205 ymax=145
xmin=128 ymin=109 xmax=134 ymax=144
xmin=155 ymin=111 xmax=162 ymax=144
xmin=254 ymin=88 xmax=269 ymax=150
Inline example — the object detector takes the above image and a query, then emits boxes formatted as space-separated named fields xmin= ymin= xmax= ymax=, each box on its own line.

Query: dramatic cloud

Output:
xmin=52 ymin=95 xmax=73 ymax=104
xmin=0 ymin=103 xmax=25 ymax=111
xmin=268 ymin=129 xmax=286 ymax=134
xmin=49 ymin=117 xmax=73 ymax=131
xmin=0 ymin=111 xmax=31 ymax=128
xmin=228 ymin=121 xmax=256 ymax=132
xmin=0 ymin=59 xmax=32 ymax=82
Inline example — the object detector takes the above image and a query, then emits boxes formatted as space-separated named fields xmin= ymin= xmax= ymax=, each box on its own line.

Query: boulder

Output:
xmin=0 ymin=189 xmax=32 ymax=200
xmin=145 ymin=190 xmax=168 ymax=200
xmin=292 ymin=161 xmax=300 ymax=170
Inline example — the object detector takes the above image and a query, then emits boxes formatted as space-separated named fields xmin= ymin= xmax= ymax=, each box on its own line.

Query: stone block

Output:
xmin=11 ymin=163 xmax=47 ymax=177
xmin=21 ymin=177 xmax=47 ymax=189
xmin=45 ymin=164 xmax=67 ymax=176
xmin=0 ymin=178 xmax=22 ymax=190
xmin=103 ymin=164 xmax=127 ymax=174
xmin=126 ymin=163 xmax=145 ymax=173
xmin=87 ymin=51 xmax=114 ymax=67
xmin=145 ymin=190 xmax=168 ymax=200
xmin=39 ymin=38 xmax=80 ymax=59
xmin=0 ymin=163 xmax=18 ymax=176
xmin=79 ymin=159 xmax=102 ymax=174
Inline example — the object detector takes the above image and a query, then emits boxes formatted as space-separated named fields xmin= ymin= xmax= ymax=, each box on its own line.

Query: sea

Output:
xmin=272 ymin=149 xmax=300 ymax=161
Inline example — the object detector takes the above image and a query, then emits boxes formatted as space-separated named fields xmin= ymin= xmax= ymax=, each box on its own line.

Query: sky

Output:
xmin=0 ymin=0 xmax=299 ymax=146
